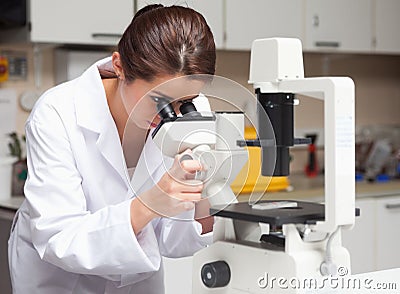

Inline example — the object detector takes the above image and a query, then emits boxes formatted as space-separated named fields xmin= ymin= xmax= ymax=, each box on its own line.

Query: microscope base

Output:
xmin=192 ymin=230 xmax=351 ymax=293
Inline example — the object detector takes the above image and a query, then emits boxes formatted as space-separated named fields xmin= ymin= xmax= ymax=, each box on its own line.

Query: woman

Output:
xmin=9 ymin=4 xmax=216 ymax=293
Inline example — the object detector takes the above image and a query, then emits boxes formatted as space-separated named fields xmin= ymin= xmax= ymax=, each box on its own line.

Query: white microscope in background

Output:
xmin=152 ymin=38 xmax=357 ymax=293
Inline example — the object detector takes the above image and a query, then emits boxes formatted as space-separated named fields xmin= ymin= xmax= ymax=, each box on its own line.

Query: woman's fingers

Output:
xmin=179 ymin=159 xmax=202 ymax=174
xmin=171 ymin=159 xmax=202 ymax=180
xmin=181 ymin=179 xmax=203 ymax=192
xmin=142 ymin=150 xmax=205 ymax=217
xmin=171 ymin=150 xmax=203 ymax=180
xmin=179 ymin=201 xmax=195 ymax=211
xmin=178 ymin=192 xmax=202 ymax=202
xmin=167 ymin=190 xmax=202 ymax=202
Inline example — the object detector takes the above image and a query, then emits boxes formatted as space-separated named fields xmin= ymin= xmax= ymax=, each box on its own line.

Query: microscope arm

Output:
xmin=254 ymin=77 xmax=356 ymax=233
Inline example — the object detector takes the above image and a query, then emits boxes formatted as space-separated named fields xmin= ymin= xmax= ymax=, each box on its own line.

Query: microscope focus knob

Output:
xmin=201 ymin=261 xmax=231 ymax=288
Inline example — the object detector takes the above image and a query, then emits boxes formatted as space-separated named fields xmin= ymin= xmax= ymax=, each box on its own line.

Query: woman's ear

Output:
xmin=112 ymin=52 xmax=125 ymax=80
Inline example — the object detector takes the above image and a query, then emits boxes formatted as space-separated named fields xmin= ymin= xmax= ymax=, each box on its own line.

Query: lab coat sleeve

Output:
xmin=24 ymin=104 xmax=160 ymax=281
xmin=153 ymin=209 xmax=213 ymax=258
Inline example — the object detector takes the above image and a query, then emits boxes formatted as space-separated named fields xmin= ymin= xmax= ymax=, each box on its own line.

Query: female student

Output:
xmin=9 ymin=4 xmax=216 ymax=293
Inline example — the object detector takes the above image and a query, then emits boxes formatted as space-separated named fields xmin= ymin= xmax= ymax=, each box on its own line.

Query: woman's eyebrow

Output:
xmin=151 ymin=90 xmax=199 ymax=102
xmin=151 ymin=90 xmax=174 ymax=101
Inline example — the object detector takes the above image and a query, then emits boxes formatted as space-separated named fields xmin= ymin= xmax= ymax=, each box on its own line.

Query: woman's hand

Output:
xmin=130 ymin=151 xmax=203 ymax=234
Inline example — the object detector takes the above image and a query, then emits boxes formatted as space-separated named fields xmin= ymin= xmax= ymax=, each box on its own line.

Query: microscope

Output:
xmin=152 ymin=38 xmax=357 ymax=293
xmin=151 ymin=97 xmax=248 ymax=207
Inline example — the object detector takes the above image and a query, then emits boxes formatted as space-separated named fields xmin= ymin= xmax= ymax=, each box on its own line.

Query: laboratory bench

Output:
xmin=237 ymin=177 xmax=400 ymax=203
xmin=237 ymin=177 xmax=400 ymax=275
xmin=1 ymin=180 xmax=399 ymax=293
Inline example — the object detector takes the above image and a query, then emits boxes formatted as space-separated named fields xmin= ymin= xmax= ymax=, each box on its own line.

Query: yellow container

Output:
xmin=230 ymin=126 xmax=290 ymax=194
xmin=0 ymin=56 xmax=9 ymax=82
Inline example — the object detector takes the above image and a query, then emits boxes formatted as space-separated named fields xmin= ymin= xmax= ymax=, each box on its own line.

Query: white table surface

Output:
xmin=0 ymin=196 xmax=25 ymax=210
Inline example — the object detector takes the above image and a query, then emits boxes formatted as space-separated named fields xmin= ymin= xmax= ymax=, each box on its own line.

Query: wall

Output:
xmin=216 ymin=50 xmax=400 ymax=127
xmin=0 ymin=44 xmax=55 ymax=133
xmin=215 ymin=50 xmax=400 ymax=173
xmin=1 ymin=45 xmax=400 ymax=172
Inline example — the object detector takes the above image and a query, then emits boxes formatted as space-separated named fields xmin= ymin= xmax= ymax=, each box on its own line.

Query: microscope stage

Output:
xmin=211 ymin=200 xmax=325 ymax=226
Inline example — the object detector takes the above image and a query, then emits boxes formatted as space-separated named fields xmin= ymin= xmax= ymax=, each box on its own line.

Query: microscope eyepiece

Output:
xmin=156 ymin=98 xmax=177 ymax=120
xmin=180 ymin=100 xmax=201 ymax=117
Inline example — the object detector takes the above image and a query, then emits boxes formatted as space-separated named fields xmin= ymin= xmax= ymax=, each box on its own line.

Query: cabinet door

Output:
xmin=342 ymin=198 xmax=376 ymax=274
xmin=136 ymin=0 xmax=224 ymax=49
xmin=226 ymin=0 xmax=305 ymax=50
xmin=0 ymin=210 xmax=15 ymax=294
xmin=305 ymin=0 xmax=373 ymax=52
xmin=30 ymin=0 xmax=134 ymax=45
xmin=376 ymin=195 xmax=400 ymax=271
xmin=375 ymin=0 xmax=400 ymax=53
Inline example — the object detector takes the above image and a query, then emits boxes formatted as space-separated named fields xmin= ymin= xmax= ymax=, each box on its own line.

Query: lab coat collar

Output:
xmin=74 ymin=57 xmax=166 ymax=193
xmin=74 ymin=57 xmax=112 ymax=134
xmin=74 ymin=57 xmax=131 ymax=188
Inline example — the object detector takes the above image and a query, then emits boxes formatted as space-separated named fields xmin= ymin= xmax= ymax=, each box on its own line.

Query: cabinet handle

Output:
xmin=385 ymin=203 xmax=400 ymax=210
xmin=92 ymin=33 xmax=122 ymax=40
xmin=312 ymin=15 xmax=319 ymax=27
xmin=315 ymin=41 xmax=340 ymax=48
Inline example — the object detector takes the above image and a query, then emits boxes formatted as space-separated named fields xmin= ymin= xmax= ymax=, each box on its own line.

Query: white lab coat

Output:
xmin=8 ymin=58 xmax=212 ymax=294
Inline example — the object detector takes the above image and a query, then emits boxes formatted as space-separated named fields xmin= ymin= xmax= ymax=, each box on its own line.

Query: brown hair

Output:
xmin=117 ymin=4 xmax=216 ymax=83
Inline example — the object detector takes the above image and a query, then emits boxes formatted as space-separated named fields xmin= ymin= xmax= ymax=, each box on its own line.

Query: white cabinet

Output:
xmin=342 ymin=194 xmax=400 ymax=274
xmin=374 ymin=0 xmax=400 ymax=54
xmin=136 ymin=0 xmax=224 ymax=49
xmin=3 ymin=0 xmax=400 ymax=54
xmin=304 ymin=0 xmax=373 ymax=52
xmin=225 ymin=0 xmax=305 ymax=50
xmin=375 ymin=196 xmax=400 ymax=271
xmin=342 ymin=198 xmax=376 ymax=274
xmin=30 ymin=0 xmax=134 ymax=45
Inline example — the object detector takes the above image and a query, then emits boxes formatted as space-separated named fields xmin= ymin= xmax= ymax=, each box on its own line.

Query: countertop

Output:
xmin=237 ymin=175 xmax=400 ymax=202
xmin=0 ymin=196 xmax=24 ymax=211
xmin=1 ymin=177 xmax=400 ymax=212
